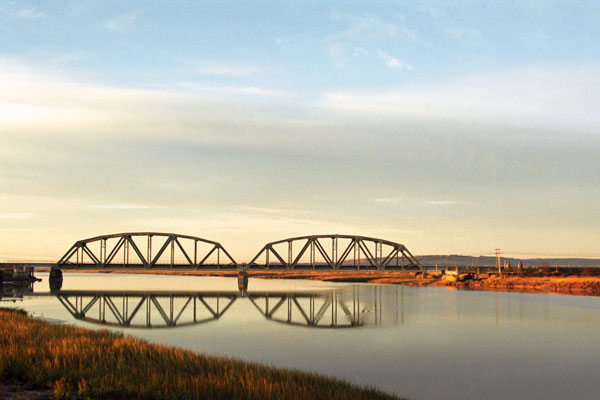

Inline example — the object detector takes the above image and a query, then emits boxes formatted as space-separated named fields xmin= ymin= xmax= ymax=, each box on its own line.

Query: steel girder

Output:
xmin=55 ymin=232 xmax=236 ymax=269
xmin=246 ymin=234 xmax=423 ymax=270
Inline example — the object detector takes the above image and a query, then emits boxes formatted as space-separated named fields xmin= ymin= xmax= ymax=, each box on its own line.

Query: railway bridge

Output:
xmin=51 ymin=232 xmax=423 ymax=271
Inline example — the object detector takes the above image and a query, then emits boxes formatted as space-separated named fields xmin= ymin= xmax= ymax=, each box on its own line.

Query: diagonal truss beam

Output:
xmin=126 ymin=236 xmax=147 ymax=266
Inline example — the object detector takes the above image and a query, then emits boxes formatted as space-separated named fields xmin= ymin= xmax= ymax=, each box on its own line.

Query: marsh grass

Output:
xmin=0 ymin=309 xmax=400 ymax=400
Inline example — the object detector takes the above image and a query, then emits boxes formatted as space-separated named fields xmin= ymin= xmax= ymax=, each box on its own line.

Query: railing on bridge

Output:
xmin=247 ymin=234 xmax=422 ymax=270
xmin=55 ymin=232 xmax=237 ymax=269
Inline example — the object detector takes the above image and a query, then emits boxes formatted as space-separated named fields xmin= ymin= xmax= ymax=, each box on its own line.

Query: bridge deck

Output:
xmin=1 ymin=262 xmax=419 ymax=271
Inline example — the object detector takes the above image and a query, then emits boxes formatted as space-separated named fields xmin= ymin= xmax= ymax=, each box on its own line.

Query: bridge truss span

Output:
xmin=55 ymin=232 xmax=236 ymax=269
xmin=247 ymin=234 xmax=422 ymax=270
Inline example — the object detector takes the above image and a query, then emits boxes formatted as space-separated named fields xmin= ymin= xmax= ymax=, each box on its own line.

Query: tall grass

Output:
xmin=0 ymin=309 xmax=400 ymax=400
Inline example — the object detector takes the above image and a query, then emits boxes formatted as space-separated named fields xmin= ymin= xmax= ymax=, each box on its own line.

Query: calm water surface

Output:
xmin=2 ymin=273 xmax=600 ymax=400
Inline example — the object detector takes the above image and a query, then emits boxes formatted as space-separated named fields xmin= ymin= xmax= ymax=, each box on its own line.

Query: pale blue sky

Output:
xmin=1 ymin=1 xmax=599 ymax=261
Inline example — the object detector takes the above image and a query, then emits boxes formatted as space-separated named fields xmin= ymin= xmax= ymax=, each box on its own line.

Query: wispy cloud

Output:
xmin=427 ymin=200 xmax=465 ymax=206
xmin=372 ymin=197 xmax=405 ymax=203
xmin=0 ymin=60 xmax=292 ymax=140
xmin=445 ymin=26 xmax=482 ymax=42
xmin=89 ymin=203 xmax=167 ymax=210
xmin=104 ymin=11 xmax=138 ymax=33
xmin=319 ymin=65 xmax=600 ymax=132
xmin=240 ymin=206 xmax=316 ymax=216
xmin=329 ymin=15 xmax=415 ymax=42
xmin=326 ymin=14 xmax=416 ymax=68
xmin=376 ymin=50 xmax=413 ymax=70
xmin=194 ymin=64 xmax=258 ymax=78
xmin=173 ymin=81 xmax=289 ymax=98
xmin=0 ymin=213 xmax=32 ymax=219
xmin=373 ymin=197 xmax=467 ymax=207
xmin=14 ymin=7 xmax=44 ymax=19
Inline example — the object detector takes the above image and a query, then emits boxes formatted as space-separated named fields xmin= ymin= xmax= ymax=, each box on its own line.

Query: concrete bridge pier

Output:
xmin=237 ymin=270 xmax=249 ymax=293
xmin=49 ymin=268 xmax=63 ymax=292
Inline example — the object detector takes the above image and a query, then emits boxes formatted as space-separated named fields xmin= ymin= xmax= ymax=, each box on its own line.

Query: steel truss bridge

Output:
xmin=45 ymin=288 xmax=389 ymax=329
xmin=53 ymin=232 xmax=423 ymax=271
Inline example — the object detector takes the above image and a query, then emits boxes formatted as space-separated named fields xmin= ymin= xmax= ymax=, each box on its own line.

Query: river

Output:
xmin=2 ymin=272 xmax=600 ymax=399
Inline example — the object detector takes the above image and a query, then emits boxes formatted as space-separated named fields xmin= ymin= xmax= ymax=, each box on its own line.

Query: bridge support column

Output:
xmin=49 ymin=268 xmax=63 ymax=292
xmin=237 ymin=270 xmax=248 ymax=293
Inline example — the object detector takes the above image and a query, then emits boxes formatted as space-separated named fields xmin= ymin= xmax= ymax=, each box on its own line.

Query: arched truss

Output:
xmin=247 ymin=234 xmax=422 ymax=270
xmin=56 ymin=290 xmax=238 ymax=328
xmin=55 ymin=232 xmax=236 ymax=269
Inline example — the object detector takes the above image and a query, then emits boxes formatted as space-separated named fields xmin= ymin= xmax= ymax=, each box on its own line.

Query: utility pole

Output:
xmin=495 ymin=248 xmax=501 ymax=275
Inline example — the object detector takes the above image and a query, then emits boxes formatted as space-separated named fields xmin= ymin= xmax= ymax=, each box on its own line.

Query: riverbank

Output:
xmin=0 ymin=308 xmax=399 ymax=400
xmin=372 ymin=272 xmax=600 ymax=296
xmin=36 ymin=267 xmax=600 ymax=297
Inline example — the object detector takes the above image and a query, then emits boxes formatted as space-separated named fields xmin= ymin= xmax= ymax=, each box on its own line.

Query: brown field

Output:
xmin=0 ymin=308 xmax=399 ymax=400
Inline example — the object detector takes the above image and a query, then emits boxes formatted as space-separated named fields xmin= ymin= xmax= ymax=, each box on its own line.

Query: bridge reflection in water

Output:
xmin=56 ymin=290 xmax=238 ymax=328
xmin=1 ymin=282 xmax=34 ymax=301
xmin=53 ymin=286 xmax=396 ymax=329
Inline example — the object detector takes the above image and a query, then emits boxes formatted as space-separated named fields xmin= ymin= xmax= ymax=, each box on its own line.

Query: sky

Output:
xmin=1 ymin=1 xmax=599 ymax=262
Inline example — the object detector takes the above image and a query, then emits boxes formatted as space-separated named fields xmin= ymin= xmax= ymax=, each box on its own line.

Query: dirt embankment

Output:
xmin=371 ymin=270 xmax=600 ymax=296
xmin=36 ymin=267 xmax=600 ymax=297
xmin=455 ymin=275 xmax=600 ymax=296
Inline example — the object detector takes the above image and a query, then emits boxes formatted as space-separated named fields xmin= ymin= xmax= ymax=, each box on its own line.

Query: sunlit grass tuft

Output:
xmin=0 ymin=309 xmax=401 ymax=400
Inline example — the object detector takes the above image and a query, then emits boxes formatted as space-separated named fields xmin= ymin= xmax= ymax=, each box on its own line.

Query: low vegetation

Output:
xmin=0 ymin=308 xmax=399 ymax=400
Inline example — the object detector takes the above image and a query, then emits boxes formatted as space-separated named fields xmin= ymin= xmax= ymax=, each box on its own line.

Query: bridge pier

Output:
xmin=49 ymin=268 xmax=63 ymax=292
xmin=237 ymin=270 xmax=248 ymax=292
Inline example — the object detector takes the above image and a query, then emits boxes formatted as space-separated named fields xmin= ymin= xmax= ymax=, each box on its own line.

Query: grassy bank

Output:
xmin=0 ymin=309 xmax=399 ymax=400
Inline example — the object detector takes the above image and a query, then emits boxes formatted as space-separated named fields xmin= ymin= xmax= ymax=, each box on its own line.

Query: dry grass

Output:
xmin=0 ymin=309 xmax=400 ymax=400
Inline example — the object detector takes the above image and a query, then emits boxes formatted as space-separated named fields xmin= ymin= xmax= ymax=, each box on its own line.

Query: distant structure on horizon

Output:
xmin=416 ymin=255 xmax=600 ymax=268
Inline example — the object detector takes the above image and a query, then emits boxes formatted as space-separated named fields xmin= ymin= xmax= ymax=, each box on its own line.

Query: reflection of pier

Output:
xmin=49 ymin=286 xmax=394 ymax=329
xmin=0 ymin=282 xmax=34 ymax=301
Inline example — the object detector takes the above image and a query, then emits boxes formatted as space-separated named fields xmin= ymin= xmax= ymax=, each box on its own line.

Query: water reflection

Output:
xmin=51 ymin=286 xmax=391 ymax=329
xmin=56 ymin=290 xmax=238 ymax=328
xmin=248 ymin=287 xmax=381 ymax=328
xmin=0 ymin=282 xmax=34 ymax=301
xmin=5 ymin=274 xmax=600 ymax=400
